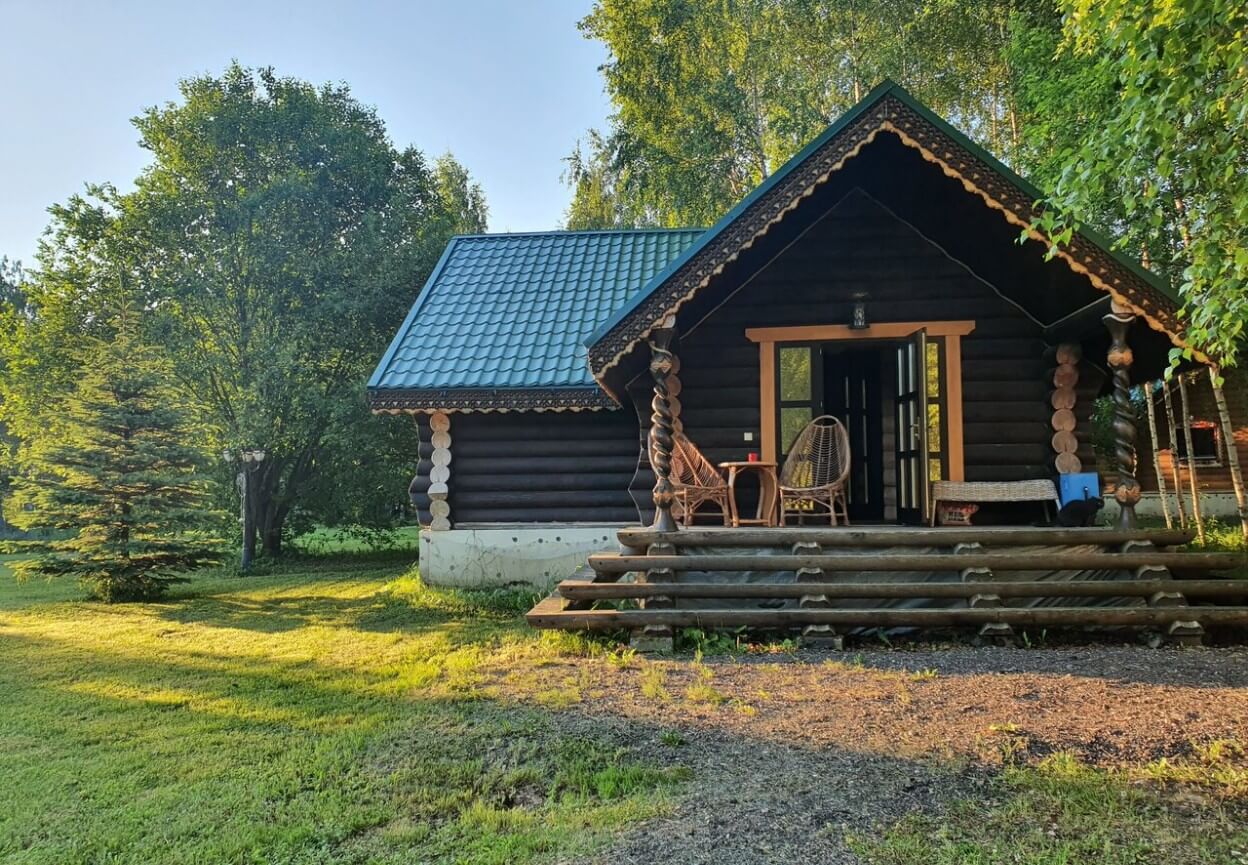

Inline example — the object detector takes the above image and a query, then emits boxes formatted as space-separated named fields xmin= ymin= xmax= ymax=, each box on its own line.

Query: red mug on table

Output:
xmin=747 ymin=452 xmax=759 ymax=462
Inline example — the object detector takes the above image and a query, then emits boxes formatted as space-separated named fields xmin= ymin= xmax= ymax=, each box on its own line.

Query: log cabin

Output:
xmin=369 ymin=82 xmax=1244 ymax=645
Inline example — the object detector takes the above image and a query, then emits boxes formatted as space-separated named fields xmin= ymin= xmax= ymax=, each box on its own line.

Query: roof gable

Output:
xmin=585 ymin=81 xmax=1195 ymax=388
xmin=368 ymin=229 xmax=702 ymax=412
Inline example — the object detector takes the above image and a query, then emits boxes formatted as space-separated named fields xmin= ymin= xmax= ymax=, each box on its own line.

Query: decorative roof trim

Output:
xmin=368 ymin=386 xmax=617 ymax=414
xmin=585 ymin=86 xmax=1201 ymax=384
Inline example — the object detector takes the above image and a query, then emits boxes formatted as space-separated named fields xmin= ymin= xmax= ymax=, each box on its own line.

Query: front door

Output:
xmin=823 ymin=346 xmax=885 ymax=521
xmin=894 ymin=330 xmax=929 ymax=523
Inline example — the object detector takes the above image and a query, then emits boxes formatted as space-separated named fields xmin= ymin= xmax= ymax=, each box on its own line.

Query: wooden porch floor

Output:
xmin=526 ymin=525 xmax=1248 ymax=646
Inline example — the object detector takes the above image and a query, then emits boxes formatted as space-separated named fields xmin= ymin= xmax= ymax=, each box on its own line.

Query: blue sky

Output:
xmin=0 ymin=0 xmax=610 ymax=266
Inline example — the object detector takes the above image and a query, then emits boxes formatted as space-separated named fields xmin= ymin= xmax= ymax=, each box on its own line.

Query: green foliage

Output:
xmin=1 ymin=64 xmax=486 ymax=555
xmin=571 ymin=0 xmax=1026 ymax=227
xmin=1035 ymin=0 xmax=1248 ymax=366
xmin=6 ymin=311 xmax=219 ymax=600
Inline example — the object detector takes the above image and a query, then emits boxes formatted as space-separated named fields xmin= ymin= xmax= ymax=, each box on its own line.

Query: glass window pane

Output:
xmin=779 ymin=347 xmax=811 ymax=402
xmin=929 ymin=457 xmax=943 ymax=482
xmin=927 ymin=404 xmax=942 ymax=452
xmin=780 ymin=407 xmax=812 ymax=454
xmin=926 ymin=341 xmax=941 ymax=398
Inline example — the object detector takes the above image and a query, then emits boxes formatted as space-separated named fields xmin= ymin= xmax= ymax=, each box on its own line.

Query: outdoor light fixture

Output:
xmin=850 ymin=293 xmax=869 ymax=329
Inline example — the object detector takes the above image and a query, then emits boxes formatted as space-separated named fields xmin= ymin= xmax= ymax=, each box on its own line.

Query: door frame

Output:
xmin=747 ymin=321 xmax=974 ymax=481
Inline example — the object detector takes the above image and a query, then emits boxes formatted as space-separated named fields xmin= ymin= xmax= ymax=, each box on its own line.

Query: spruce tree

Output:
xmin=8 ymin=311 xmax=217 ymax=601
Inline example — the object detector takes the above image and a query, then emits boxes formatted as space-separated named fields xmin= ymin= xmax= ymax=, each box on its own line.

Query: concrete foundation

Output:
xmin=419 ymin=525 xmax=625 ymax=588
xmin=1106 ymin=491 xmax=1242 ymax=521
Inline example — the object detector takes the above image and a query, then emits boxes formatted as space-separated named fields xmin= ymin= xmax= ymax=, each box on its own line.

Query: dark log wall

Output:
xmin=409 ymin=415 xmax=434 ymax=524
xmin=445 ymin=409 xmax=639 ymax=524
xmin=671 ymin=189 xmax=1099 ymax=514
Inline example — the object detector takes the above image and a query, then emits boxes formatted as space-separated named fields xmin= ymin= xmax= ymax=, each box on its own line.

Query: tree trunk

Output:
xmin=1178 ymin=373 xmax=1206 ymax=543
xmin=1161 ymin=380 xmax=1188 ymax=528
xmin=1209 ymin=365 xmax=1248 ymax=540
xmin=1142 ymin=383 xmax=1173 ymax=528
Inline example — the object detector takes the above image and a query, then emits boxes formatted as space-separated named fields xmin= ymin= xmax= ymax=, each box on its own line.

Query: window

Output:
xmin=925 ymin=338 xmax=948 ymax=482
xmin=777 ymin=345 xmax=816 ymax=454
xmin=1175 ymin=421 xmax=1221 ymax=465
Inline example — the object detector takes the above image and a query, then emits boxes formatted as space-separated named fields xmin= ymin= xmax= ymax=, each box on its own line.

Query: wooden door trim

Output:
xmin=750 ymin=321 xmax=973 ymax=481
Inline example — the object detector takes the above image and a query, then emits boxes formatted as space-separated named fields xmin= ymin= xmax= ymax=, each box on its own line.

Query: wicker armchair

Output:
xmin=779 ymin=415 xmax=852 ymax=526
xmin=669 ymin=432 xmax=731 ymax=526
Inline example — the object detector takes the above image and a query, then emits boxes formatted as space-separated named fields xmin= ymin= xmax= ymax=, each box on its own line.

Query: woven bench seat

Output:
xmin=930 ymin=479 xmax=1059 ymax=526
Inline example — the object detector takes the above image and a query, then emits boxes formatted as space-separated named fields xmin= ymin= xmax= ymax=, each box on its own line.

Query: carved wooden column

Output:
xmin=1103 ymin=302 xmax=1140 ymax=529
xmin=648 ymin=318 xmax=679 ymax=533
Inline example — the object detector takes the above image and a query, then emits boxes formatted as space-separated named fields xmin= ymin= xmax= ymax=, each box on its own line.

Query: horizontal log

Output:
xmin=964 ymin=444 xmax=1051 ymax=466
xmin=450 ymin=472 xmax=635 ymax=494
xmin=617 ymin=526 xmax=1196 ymax=547
xmin=556 ymin=578 xmax=1248 ymax=601
xmin=528 ymin=605 xmax=1248 ymax=632
xmin=452 ymin=440 xmax=636 ymax=459
xmin=452 ymin=456 xmax=640 ymax=475
xmin=588 ymin=551 xmax=1242 ymax=574
xmin=454 ymin=507 xmax=638 ymax=524
xmin=454 ymin=490 xmax=635 ymax=509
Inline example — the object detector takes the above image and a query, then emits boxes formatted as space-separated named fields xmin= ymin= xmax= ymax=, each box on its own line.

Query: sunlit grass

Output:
xmin=0 ymin=555 xmax=680 ymax=864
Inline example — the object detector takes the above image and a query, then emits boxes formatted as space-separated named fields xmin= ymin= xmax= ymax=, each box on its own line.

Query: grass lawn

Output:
xmin=1 ymin=550 xmax=1246 ymax=864
xmin=0 ymin=553 xmax=681 ymax=865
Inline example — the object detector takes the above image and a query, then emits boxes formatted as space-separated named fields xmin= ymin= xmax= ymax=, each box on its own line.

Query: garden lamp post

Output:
xmin=224 ymin=448 xmax=266 ymax=571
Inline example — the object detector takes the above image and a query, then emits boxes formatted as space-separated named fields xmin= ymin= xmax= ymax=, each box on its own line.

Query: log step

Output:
xmin=525 ymin=605 xmax=1248 ymax=632
xmin=618 ymin=526 xmax=1197 ymax=549
xmin=588 ymin=551 xmax=1243 ymax=575
xmin=556 ymin=578 xmax=1248 ymax=602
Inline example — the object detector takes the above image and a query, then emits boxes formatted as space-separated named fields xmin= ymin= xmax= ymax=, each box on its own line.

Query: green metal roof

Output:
xmin=368 ymin=229 xmax=703 ymax=393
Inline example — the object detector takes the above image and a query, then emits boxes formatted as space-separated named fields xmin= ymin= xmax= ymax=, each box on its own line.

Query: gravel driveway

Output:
xmin=516 ymin=645 xmax=1248 ymax=864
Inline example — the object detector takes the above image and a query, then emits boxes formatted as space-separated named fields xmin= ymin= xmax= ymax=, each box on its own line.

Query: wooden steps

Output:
xmin=618 ymin=526 xmax=1197 ymax=549
xmin=556 ymin=578 xmax=1248 ymax=602
xmin=588 ymin=550 xmax=1240 ymax=575
xmin=527 ymin=604 xmax=1248 ymax=632
xmin=525 ymin=525 xmax=1247 ymax=646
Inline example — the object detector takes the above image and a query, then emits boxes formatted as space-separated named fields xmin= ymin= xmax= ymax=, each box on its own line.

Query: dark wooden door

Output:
xmin=895 ymin=331 xmax=929 ymax=524
xmin=823 ymin=347 xmax=884 ymax=521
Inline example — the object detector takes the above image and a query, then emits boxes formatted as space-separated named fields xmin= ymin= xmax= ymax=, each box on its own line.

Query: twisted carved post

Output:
xmin=1103 ymin=303 xmax=1140 ymax=529
xmin=648 ymin=319 xmax=679 ymax=532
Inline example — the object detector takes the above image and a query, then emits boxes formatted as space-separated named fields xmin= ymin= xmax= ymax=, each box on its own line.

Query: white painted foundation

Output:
xmin=1105 ymin=491 xmax=1243 ymax=521
xmin=419 ymin=525 xmax=626 ymax=588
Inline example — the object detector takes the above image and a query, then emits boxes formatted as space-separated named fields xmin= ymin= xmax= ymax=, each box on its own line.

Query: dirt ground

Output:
xmin=490 ymin=644 xmax=1248 ymax=864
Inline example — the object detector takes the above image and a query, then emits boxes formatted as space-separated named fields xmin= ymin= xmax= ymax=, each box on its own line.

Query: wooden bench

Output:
xmin=930 ymin=479 xmax=1059 ymax=526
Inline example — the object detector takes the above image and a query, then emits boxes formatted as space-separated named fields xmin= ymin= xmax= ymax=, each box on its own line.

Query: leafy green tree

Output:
xmin=434 ymin=153 xmax=489 ymax=235
xmin=7 ymin=310 xmax=217 ymax=601
xmin=570 ymin=0 xmax=1029 ymax=226
xmin=1032 ymin=0 xmax=1248 ymax=366
xmin=0 ymin=258 xmax=30 ymax=537
xmin=4 ymin=65 xmax=483 ymax=557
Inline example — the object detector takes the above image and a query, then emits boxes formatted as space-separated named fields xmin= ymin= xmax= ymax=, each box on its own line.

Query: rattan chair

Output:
xmin=779 ymin=415 xmax=852 ymax=526
xmin=669 ymin=432 xmax=731 ymax=526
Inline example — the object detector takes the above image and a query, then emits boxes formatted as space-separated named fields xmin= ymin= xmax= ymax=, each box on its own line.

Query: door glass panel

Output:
xmin=780 ymin=406 xmax=812 ymax=454
xmin=779 ymin=347 xmax=812 ymax=401
xmin=926 ymin=341 xmax=941 ymax=398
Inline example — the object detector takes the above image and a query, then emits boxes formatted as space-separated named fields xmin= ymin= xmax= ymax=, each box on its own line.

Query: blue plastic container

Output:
xmin=1058 ymin=473 xmax=1100 ymax=506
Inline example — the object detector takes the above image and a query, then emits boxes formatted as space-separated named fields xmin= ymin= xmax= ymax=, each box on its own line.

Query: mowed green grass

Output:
xmin=0 ymin=554 xmax=679 ymax=865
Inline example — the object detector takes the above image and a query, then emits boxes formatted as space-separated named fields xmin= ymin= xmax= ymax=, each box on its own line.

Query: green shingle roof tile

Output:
xmin=368 ymin=229 xmax=703 ymax=395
